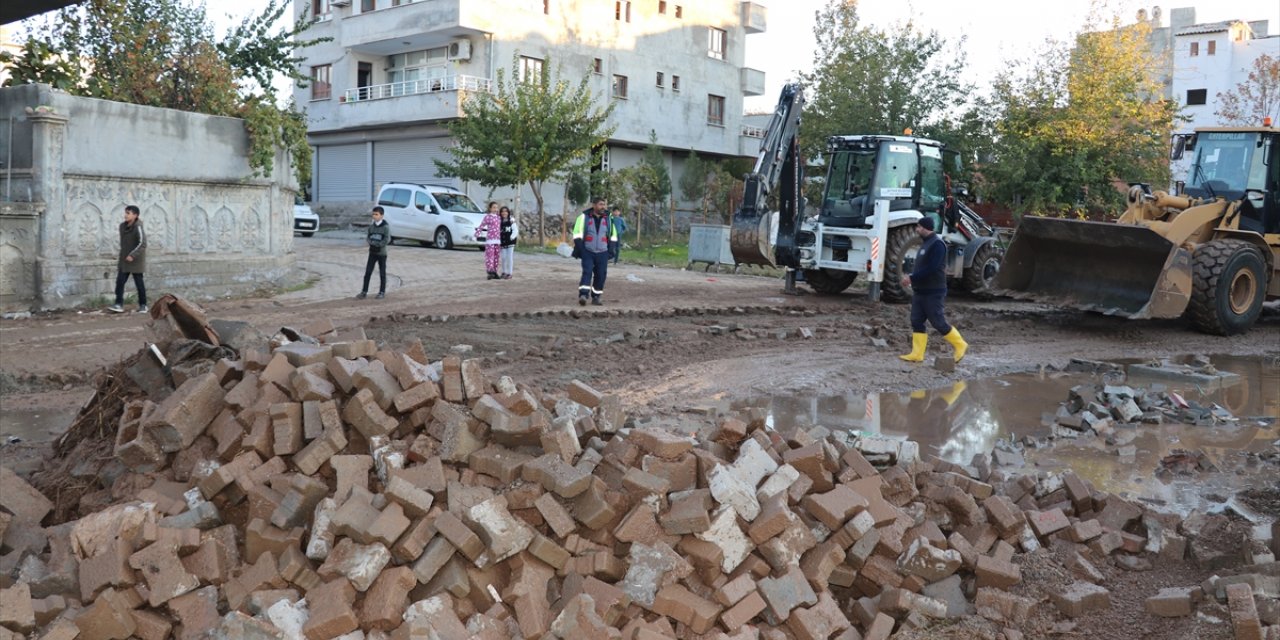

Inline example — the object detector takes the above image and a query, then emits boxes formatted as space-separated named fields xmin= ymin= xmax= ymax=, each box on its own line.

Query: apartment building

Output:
xmin=292 ymin=0 xmax=768 ymax=211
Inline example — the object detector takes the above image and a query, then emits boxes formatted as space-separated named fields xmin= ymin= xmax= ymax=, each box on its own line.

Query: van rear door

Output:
xmin=378 ymin=187 xmax=420 ymax=239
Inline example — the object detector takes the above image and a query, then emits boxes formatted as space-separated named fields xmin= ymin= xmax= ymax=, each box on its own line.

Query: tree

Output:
xmin=679 ymin=150 xmax=737 ymax=223
xmin=436 ymin=56 xmax=615 ymax=246
xmin=799 ymin=1 xmax=969 ymax=160
xmin=627 ymin=131 xmax=673 ymax=242
xmin=979 ymin=5 xmax=1179 ymax=214
xmin=1216 ymin=54 xmax=1280 ymax=126
xmin=0 ymin=0 xmax=325 ymax=186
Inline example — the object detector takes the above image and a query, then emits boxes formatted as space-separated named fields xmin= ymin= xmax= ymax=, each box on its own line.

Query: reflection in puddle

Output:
xmin=736 ymin=355 xmax=1280 ymax=515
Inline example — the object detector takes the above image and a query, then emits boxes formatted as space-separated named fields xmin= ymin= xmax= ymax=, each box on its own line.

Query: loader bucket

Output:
xmin=992 ymin=217 xmax=1193 ymax=319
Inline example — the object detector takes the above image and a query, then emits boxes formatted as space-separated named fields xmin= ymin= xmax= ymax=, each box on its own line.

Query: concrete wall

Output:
xmin=0 ymin=84 xmax=298 ymax=311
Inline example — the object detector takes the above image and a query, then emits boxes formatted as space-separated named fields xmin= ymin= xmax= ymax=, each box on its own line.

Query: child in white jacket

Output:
xmin=498 ymin=206 xmax=519 ymax=279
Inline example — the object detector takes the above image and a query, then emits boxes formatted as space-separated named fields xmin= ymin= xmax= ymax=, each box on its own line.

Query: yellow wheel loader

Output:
xmin=993 ymin=126 xmax=1280 ymax=335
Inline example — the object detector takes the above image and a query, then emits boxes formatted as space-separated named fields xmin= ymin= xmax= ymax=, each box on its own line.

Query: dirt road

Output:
xmin=2 ymin=230 xmax=1278 ymax=424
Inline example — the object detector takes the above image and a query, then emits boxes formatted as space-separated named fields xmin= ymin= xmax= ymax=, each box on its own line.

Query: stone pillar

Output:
xmin=27 ymin=110 xmax=69 ymax=310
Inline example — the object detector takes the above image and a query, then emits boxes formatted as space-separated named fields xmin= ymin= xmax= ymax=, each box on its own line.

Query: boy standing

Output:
xmin=108 ymin=205 xmax=147 ymax=313
xmin=358 ymin=206 xmax=390 ymax=299
xmin=609 ymin=207 xmax=628 ymax=264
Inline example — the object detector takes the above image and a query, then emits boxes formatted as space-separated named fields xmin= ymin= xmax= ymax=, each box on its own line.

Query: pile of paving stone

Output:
xmin=1050 ymin=381 xmax=1237 ymax=440
xmin=1 ymin=305 xmax=1278 ymax=639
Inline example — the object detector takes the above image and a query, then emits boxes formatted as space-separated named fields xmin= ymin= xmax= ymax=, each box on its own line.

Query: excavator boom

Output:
xmin=730 ymin=83 xmax=804 ymax=267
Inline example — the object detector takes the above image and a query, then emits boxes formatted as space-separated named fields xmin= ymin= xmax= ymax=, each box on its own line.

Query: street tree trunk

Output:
xmin=530 ymin=180 xmax=545 ymax=247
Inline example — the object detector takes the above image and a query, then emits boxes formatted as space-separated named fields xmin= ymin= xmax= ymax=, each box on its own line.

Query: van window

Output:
xmin=433 ymin=192 xmax=482 ymax=213
xmin=378 ymin=188 xmax=411 ymax=208
xmin=414 ymin=191 xmax=431 ymax=211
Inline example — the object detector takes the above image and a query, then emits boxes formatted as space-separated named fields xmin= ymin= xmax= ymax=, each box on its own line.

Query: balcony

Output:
xmin=741 ymin=2 xmax=767 ymax=34
xmin=740 ymin=125 xmax=765 ymax=156
xmin=343 ymin=75 xmax=492 ymax=103
xmin=339 ymin=0 xmax=488 ymax=53
xmin=741 ymin=68 xmax=766 ymax=96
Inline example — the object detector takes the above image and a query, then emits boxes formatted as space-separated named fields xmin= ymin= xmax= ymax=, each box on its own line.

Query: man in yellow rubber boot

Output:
xmin=898 ymin=217 xmax=968 ymax=363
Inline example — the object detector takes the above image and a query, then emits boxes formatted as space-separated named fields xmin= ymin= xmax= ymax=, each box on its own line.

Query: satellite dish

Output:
xmin=1153 ymin=6 xmax=1163 ymax=23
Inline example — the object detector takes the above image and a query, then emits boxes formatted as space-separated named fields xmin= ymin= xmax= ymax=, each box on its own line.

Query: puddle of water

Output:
xmin=734 ymin=355 xmax=1280 ymax=516
xmin=0 ymin=390 xmax=91 ymax=444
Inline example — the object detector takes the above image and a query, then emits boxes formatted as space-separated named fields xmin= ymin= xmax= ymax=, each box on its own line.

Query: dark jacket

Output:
xmin=500 ymin=217 xmax=518 ymax=247
xmin=367 ymin=220 xmax=390 ymax=256
xmin=909 ymin=232 xmax=947 ymax=294
xmin=118 ymin=220 xmax=147 ymax=274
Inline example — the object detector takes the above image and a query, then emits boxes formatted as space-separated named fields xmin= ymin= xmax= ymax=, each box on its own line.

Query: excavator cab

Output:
xmin=820 ymin=137 xmax=947 ymax=229
xmin=1183 ymin=130 xmax=1279 ymax=234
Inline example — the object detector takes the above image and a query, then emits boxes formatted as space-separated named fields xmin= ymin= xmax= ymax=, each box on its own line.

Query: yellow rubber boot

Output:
xmin=898 ymin=333 xmax=928 ymax=362
xmin=943 ymin=328 xmax=968 ymax=363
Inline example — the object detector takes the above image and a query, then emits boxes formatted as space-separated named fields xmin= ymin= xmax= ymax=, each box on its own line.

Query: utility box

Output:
xmin=688 ymin=223 xmax=735 ymax=268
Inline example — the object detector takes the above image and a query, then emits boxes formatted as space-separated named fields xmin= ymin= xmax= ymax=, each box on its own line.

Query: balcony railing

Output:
xmin=741 ymin=125 xmax=765 ymax=138
xmin=342 ymin=75 xmax=492 ymax=103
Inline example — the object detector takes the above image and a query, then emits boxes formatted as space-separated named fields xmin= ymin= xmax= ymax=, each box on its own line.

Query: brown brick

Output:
xmin=573 ymin=477 xmax=619 ymax=531
xmin=748 ymin=493 xmax=793 ymax=544
xmin=859 ymin=554 xmax=904 ymax=590
xmin=316 ymin=538 xmax=391 ymax=592
xmin=0 ymin=583 xmax=35 ymax=633
xmin=329 ymin=454 xmax=373 ymax=502
xmin=391 ymin=516 xmax=436 ymax=564
xmin=1049 ymin=582 xmax=1110 ymax=618
xmin=566 ymin=379 xmax=604 ymax=408
xmin=360 ymin=566 xmax=416 ymax=631
xmin=642 ymin=453 xmax=698 ymax=492
xmin=435 ymin=511 xmax=486 ymax=564
xmin=411 ymin=536 xmax=457 ymax=584
xmin=342 ymin=388 xmax=398 ymax=439
xmin=129 ymin=541 xmax=199 ymax=607
xmin=976 ymin=555 xmax=1022 ymax=590
xmin=469 ymin=445 xmax=534 ymax=483
xmin=1227 ymin=583 xmax=1264 ymax=640
xmin=291 ymin=367 xmax=335 ymax=402
xmin=629 ymin=428 xmax=694 ymax=459
xmin=652 ymin=583 xmax=722 ymax=634
xmin=983 ymin=495 xmax=1025 ymax=534
xmin=504 ymin=554 xmax=556 ymax=638
xmin=269 ymin=402 xmax=304 ymax=456
xmin=141 ymin=373 xmax=227 ymax=453
xmin=757 ymin=566 xmax=817 ymax=623
xmin=367 ymin=502 xmax=412 ymax=548
xmin=394 ymin=380 xmax=440 ymax=414
xmin=79 ymin=537 xmax=136 ymax=602
xmin=863 ymin=612 xmax=896 ymax=640
xmin=129 ymin=609 xmax=172 ymax=640
xmin=527 ymin=533 xmax=571 ymax=570
xmin=788 ymin=592 xmax=852 ymax=640
xmin=1146 ymin=587 xmax=1194 ymax=617
xmin=74 ymin=587 xmax=137 ymax=640
xmin=224 ymin=552 xmax=285 ymax=610
xmin=277 ymin=546 xmax=322 ymax=592
xmin=974 ymin=588 xmax=1035 ymax=624
xmin=623 ymin=467 xmax=672 ymax=500
xmin=719 ymin=589 xmax=766 ymax=630
xmin=801 ymin=484 xmax=868 ymax=530
xmin=1067 ymin=519 xmax=1104 ymax=543
xmin=715 ymin=573 xmax=758 ymax=607
xmin=534 ymin=492 xmax=577 ymax=539
xmin=385 ymin=476 xmax=435 ymax=518
xmin=301 ymin=579 xmax=359 ymax=640
xmin=167 ymin=586 xmax=220 ymax=640
xmin=1028 ymin=508 xmax=1071 ymax=538
xmin=460 ymin=358 xmax=488 ymax=400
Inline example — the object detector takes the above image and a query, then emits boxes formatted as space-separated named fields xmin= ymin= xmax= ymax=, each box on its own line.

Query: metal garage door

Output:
xmin=373 ymin=138 xmax=460 ymax=191
xmin=316 ymin=143 xmax=370 ymax=201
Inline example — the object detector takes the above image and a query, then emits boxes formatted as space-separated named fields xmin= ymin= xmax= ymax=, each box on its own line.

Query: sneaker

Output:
xmin=136 ymin=306 xmax=148 ymax=314
xmin=107 ymin=304 xmax=125 ymax=313
xmin=502 ymin=274 xmax=512 ymax=280
xmin=356 ymin=292 xmax=367 ymax=299
xmin=578 ymin=294 xmax=587 ymax=306
xmin=591 ymin=298 xmax=603 ymax=306
xmin=376 ymin=292 xmax=385 ymax=299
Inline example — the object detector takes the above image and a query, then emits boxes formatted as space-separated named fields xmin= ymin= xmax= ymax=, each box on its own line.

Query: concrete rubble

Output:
xmin=1 ymin=299 xmax=1277 ymax=639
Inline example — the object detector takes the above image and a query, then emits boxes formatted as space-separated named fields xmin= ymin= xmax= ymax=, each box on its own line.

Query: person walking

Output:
xmin=357 ymin=206 xmax=390 ymax=299
xmin=108 ymin=204 xmax=147 ymax=313
xmin=479 ymin=201 xmax=502 ymax=280
xmin=898 ymin=216 xmax=968 ymax=363
xmin=609 ymin=207 xmax=628 ymax=264
xmin=498 ymin=205 xmax=518 ymax=279
xmin=571 ymin=197 xmax=617 ymax=306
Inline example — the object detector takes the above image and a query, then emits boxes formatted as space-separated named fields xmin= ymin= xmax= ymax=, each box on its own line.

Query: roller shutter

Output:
xmin=316 ymin=143 xmax=370 ymax=201
xmin=373 ymin=138 xmax=460 ymax=191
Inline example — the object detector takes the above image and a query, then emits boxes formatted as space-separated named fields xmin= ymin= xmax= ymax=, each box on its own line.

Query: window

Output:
xmin=414 ymin=191 xmax=431 ymax=211
xmin=612 ymin=74 xmax=628 ymax=99
xmin=1190 ymin=42 xmax=1199 ymax=56
xmin=1186 ymin=89 xmax=1207 ymax=105
xmin=672 ymin=75 xmax=680 ymax=93
xmin=361 ymin=0 xmax=373 ymax=12
xmin=659 ymin=0 xmax=666 ymax=13
xmin=378 ymin=188 xmax=411 ymax=208
xmin=707 ymin=94 xmax=725 ymax=126
xmin=708 ymin=28 xmax=726 ymax=60
xmin=388 ymin=47 xmax=449 ymax=95
xmin=675 ymin=5 xmax=682 ymax=18
xmin=1207 ymin=40 xmax=1216 ymax=55
xmin=311 ymin=65 xmax=331 ymax=100
xmin=656 ymin=72 xmax=664 ymax=88
xmin=519 ymin=56 xmax=544 ymax=82
xmin=615 ymin=1 xmax=631 ymax=22
xmin=312 ymin=0 xmax=331 ymax=17
xmin=592 ymin=58 xmax=603 ymax=74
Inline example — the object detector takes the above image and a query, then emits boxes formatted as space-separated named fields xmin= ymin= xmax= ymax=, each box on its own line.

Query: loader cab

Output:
xmin=1183 ymin=128 xmax=1279 ymax=234
xmin=820 ymin=136 xmax=947 ymax=228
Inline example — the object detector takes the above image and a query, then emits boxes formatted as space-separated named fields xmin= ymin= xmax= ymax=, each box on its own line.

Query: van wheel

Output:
xmin=962 ymin=242 xmax=1001 ymax=298
xmin=804 ymin=269 xmax=858 ymax=294
xmin=434 ymin=227 xmax=454 ymax=250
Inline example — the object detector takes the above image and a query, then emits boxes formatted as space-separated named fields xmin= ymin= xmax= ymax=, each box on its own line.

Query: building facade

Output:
xmin=292 ymin=0 xmax=767 ymax=217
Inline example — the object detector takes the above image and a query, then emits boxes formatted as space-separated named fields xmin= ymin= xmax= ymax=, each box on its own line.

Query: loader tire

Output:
xmin=1186 ymin=239 xmax=1267 ymax=336
xmin=804 ymin=269 xmax=858 ymax=295
xmin=962 ymin=241 xmax=1001 ymax=299
xmin=881 ymin=225 xmax=920 ymax=303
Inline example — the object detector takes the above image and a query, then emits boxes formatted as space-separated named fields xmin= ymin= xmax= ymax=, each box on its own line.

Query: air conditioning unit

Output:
xmin=330 ymin=0 xmax=351 ymax=6
xmin=448 ymin=39 xmax=472 ymax=61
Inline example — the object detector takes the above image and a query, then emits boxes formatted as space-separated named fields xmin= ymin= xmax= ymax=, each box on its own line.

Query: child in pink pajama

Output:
xmin=480 ymin=201 xmax=502 ymax=280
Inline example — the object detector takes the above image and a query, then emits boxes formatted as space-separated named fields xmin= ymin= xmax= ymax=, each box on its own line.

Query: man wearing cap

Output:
xmin=898 ymin=216 xmax=968 ymax=363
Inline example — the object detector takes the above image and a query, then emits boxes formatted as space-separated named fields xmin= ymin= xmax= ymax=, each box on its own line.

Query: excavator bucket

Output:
xmin=730 ymin=207 xmax=779 ymax=267
xmin=992 ymin=217 xmax=1194 ymax=319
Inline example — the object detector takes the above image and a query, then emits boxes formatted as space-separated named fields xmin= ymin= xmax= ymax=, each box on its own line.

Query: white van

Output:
xmin=375 ymin=182 xmax=486 ymax=249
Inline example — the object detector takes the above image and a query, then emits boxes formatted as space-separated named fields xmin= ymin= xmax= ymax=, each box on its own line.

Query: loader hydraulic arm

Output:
xmin=730 ymin=83 xmax=804 ymax=267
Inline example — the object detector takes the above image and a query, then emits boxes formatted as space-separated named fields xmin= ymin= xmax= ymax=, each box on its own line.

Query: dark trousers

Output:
xmin=114 ymin=271 xmax=146 ymax=307
xmin=578 ymin=250 xmax=609 ymax=299
xmin=910 ymin=291 xmax=952 ymax=334
xmin=362 ymin=252 xmax=387 ymax=294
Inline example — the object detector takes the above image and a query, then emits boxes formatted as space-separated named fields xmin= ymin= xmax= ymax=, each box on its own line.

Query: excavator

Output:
xmin=731 ymin=84 xmax=1002 ymax=301
xmin=993 ymin=124 xmax=1280 ymax=335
